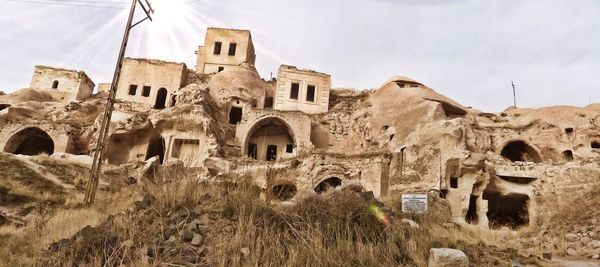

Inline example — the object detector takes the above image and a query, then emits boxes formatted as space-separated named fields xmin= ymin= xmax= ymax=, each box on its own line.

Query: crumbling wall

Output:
xmin=30 ymin=65 xmax=95 ymax=101
xmin=0 ymin=124 xmax=73 ymax=155
xmin=228 ymin=152 xmax=390 ymax=199
xmin=115 ymin=58 xmax=187 ymax=109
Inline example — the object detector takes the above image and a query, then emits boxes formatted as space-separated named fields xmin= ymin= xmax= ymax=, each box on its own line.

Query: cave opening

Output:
xmin=315 ymin=177 xmax=343 ymax=194
xmin=145 ymin=136 xmax=165 ymax=164
xmin=500 ymin=141 xmax=542 ymax=163
xmin=465 ymin=195 xmax=479 ymax=225
xmin=483 ymin=190 xmax=530 ymax=229
xmin=3 ymin=127 xmax=54 ymax=156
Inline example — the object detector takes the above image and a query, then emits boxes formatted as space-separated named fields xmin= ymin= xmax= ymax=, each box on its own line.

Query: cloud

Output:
xmin=0 ymin=0 xmax=599 ymax=112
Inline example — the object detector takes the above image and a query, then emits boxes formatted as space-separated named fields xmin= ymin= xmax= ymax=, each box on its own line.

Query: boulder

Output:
xmin=241 ymin=247 xmax=250 ymax=257
xmin=565 ymin=233 xmax=578 ymax=242
xmin=592 ymin=240 xmax=600 ymax=249
xmin=566 ymin=248 xmax=577 ymax=256
xmin=401 ymin=218 xmax=420 ymax=230
xmin=204 ymin=157 xmax=230 ymax=175
xmin=428 ymin=248 xmax=469 ymax=267
xmin=191 ymin=234 xmax=203 ymax=246
xmin=142 ymin=156 xmax=160 ymax=179
xmin=181 ymin=227 xmax=194 ymax=242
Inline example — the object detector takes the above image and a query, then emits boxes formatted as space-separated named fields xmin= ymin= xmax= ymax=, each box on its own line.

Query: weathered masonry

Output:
xmin=30 ymin=65 xmax=95 ymax=101
xmin=115 ymin=58 xmax=187 ymax=109
xmin=196 ymin=28 xmax=256 ymax=74
xmin=274 ymin=65 xmax=331 ymax=114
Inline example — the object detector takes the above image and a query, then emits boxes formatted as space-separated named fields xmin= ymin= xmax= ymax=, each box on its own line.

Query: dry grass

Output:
xmin=0 ymin=187 xmax=141 ymax=266
xmin=0 ymin=171 xmax=536 ymax=266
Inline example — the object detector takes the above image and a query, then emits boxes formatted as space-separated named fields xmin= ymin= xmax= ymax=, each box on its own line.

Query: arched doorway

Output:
xmin=52 ymin=80 xmax=59 ymax=89
xmin=145 ymin=136 xmax=165 ymax=164
xmin=155 ymin=88 xmax=168 ymax=109
xmin=315 ymin=177 xmax=343 ymax=194
xmin=500 ymin=141 xmax=542 ymax=163
xmin=3 ymin=127 xmax=54 ymax=156
xmin=245 ymin=118 xmax=295 ymax=161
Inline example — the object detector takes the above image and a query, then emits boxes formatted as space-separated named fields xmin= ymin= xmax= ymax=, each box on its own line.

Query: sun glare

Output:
xmin=151 ymin=0 xmax=187 ymax=21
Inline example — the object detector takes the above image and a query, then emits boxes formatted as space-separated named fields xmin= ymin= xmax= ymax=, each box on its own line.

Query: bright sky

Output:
xmin=0 ymin=0 xmax=599 ymax=112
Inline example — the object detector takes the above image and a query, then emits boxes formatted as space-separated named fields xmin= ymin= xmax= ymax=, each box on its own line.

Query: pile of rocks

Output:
xmin=563 ymin=221 xmax=600 ymax=260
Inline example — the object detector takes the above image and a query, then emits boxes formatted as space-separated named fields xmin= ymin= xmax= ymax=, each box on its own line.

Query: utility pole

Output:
xmin=84 ymin=0 xmax=154 ymax=206
xmin=511 ymin=81 xmax=517 ymax=108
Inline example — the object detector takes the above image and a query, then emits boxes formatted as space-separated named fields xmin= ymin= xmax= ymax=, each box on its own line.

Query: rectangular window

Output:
xmin=228 ymin=43 xmax=237 ymax=56
xmin=450 ymin=177 xmax=458 ymax=189
xmin=286 ymin=144 xmax=294 ymax=153
xmin=142 ymin=86 xmax=151 ymax=97
xmin=213 ymin=42 xmax=222 ymax=55
xmin=306 ymin=85 xmax=316 ymax=102
xmin=128 ymin=84 xmax=138 ymax=96
xmin=290 ymin=83 xmax=299 ymax=100
xmin=248 ymin=143 xmax=258 ymax=160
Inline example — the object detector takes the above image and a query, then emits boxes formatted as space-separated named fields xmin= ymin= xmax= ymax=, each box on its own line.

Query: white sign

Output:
xmin=402 ymin=194 xmax=428 ymax=214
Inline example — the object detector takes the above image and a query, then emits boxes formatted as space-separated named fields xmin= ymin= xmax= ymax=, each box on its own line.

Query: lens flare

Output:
xmin=369 ymin=203 xmax=390 ymax=226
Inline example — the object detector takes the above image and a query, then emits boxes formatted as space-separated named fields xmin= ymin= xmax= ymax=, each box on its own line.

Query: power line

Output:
xmin=0 ymin=0 xmax=128 ymax=9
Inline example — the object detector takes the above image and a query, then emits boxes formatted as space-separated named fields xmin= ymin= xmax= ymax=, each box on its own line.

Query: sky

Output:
xmin=0 ymin=0 xmax=599 ymax=112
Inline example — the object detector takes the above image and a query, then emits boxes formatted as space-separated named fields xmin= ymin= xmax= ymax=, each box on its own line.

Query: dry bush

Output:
xmin=0 ymin=170 xmax=534 ymax=266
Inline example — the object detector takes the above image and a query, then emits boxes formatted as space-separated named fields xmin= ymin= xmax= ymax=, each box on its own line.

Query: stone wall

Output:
xmin=115 ymin=58 xmax=187 ymax=109
xmin=196 ymin=28 xmax=256 ymax=74
xmin=0 ymin=123 xmax=73 ymax=155
xmin=30 ymin=65 xmax=95 ymax=101
xmin=274 ymin=65 xmax=331 ymax=114
xmin=235 ymin=109 xmax=314 ymax=160
xmin=231 ymin=152 xmax=390 ymax=198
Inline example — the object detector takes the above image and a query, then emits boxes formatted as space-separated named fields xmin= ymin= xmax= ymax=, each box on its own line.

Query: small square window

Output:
xmin=128 ymin=84 xmax=138 ymax=96
xmin=228 ymin=43 xmax=237 ymax=56
xmin=306 ymin=85 xmax=316 ymax=102
xmin=290 ymin=83 xmax=299 ymax=100
xmin=450 ymin=177 xmax=458 ymax=189
xmin=142 ymin=86 xmax=151 ymax=97
xmin=565 ymin=128 xmax=574 ymax=134
xmin=213 ymin=42 xmax=222 ymax=55
xmin=218 ymin=66 xmax=225 ymax=72
xmin=286 ymin=144 xmax=294 ymax=153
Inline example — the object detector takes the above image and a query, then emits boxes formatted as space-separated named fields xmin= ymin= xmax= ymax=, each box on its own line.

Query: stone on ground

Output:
xmin=428 ymin=248 xmax=469 ymax=267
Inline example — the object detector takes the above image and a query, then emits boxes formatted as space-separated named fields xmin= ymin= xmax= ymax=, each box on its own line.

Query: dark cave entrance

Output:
xmin=145 ymin=136 xmax=165 ymax=164
xmin=315 ymin=177 xmax=343 ymax=194
xmin=4 ymin=127 xmax=54 ymax=156
xmin=500 ymin=141 xmax=542 ymax=163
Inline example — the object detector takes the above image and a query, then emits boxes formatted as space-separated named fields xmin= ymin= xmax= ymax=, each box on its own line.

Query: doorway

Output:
xmin=266 ymin=145 xmax=277 ymax=161
xmin=155 ymin=88 xmax=168 ymax=109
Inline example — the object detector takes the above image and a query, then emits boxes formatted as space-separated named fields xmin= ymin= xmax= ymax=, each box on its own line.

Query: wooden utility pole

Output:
xmin=511 ymin=81 xmax=517 ymax=108
xmin=84 ymin=0 xmax=154 ymax=205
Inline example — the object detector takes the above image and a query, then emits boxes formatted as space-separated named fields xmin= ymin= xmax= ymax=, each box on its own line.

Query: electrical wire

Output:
xmin=0 ymin=0 xmax=128 ymax=9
